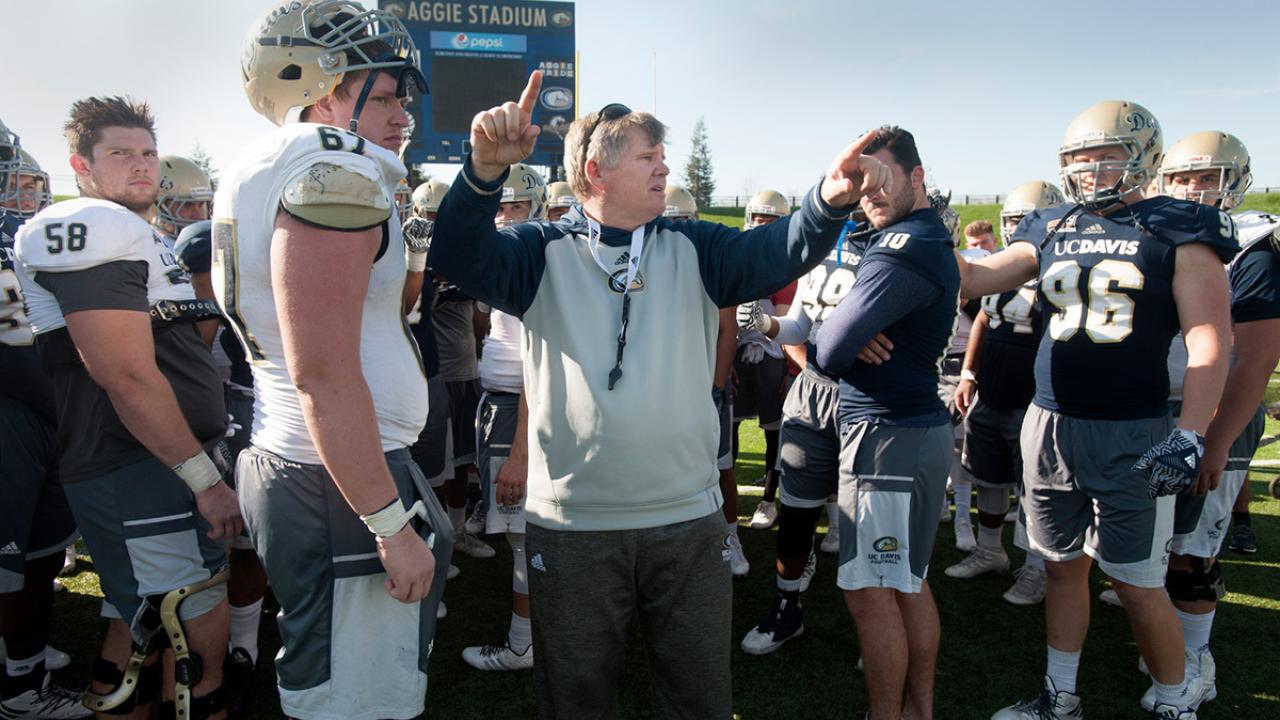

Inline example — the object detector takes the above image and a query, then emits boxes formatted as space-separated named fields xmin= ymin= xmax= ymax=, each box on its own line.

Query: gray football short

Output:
xmin=222 ymin=384 xmax=256 ymax=550
xmin=237 ymin=446 xmax=453 ymax=720
xmin=0 ymin=402 xmax=77 ymax=592
xmin=1172 ymin=405 xmax=1265 ymax=557
xmin=410 ymin=374 xmax=452 ymax=487
xmin=778 ymin=366 xmax=841 ymax=508
xmin=477 ymin=391 xmax=524 ymax=533
xmin=1020 ymin=404 xmax=1175 ymax=588
xmin=445 ymin=379 xmax=481 ymax=466
xmin=62 ymin=455 xmax=227 ymax=636
xmin=836 ymin=420 xmax=951 ymax=594
xmin=961 ymin=398 xmax=1027 ymax=488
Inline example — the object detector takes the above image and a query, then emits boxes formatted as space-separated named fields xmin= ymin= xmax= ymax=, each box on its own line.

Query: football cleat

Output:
xmin=1003 ymin=565 xmax=1047 ymax=606
xmin=461 ymin=641 xmax=534 ymax=671
xmin=1228 ymin=524 xmax=1257 ymax=555
xmin=1150 ymin=704 xmax=1196 ymax=720
xmin=463 ymin=504 xmax=487 ymax=535
xmin=1098 ymin=589 xmax=1123 ymax=608
xmin=740 ymin=592 xmax=804 ymax=655
xmin=727 ymin=534 xmax=750 ymax=577
xmin=0 ymin=673 xmax=92 ymax=719
xmin=748 ymin=500 xmax=778 ymax=529
xmin=437 ymin=600 xmax=447 ymax=620
xmin=945 ymin=545 xmax=1009 ymax=579
xmin=1140 ymin=648 xmax=1216 ymax=713
xmin=991 ymin=676 xmax=1083 ymax=720
xmin=453 ymin=532 xmax=496 ymax=559
xmin=447 ymin=564 xmax=460 ymax=580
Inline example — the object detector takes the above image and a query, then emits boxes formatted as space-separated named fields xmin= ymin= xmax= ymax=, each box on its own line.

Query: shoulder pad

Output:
xmin=280 ymin=161 xmax=392 ymax=231
xmin=1140 ymin=197 xmax=1239 ymax=263
xmin=14 ymin=199 xmax=151 ymax=272
xmin=174 ymin=220 xmax=213 ymax=274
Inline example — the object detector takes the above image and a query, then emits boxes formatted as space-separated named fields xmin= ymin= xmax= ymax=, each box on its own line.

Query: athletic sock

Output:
xmin=1 ymin=656 xmax=43 ymax=698
xmin=1153 ymin=677 xmax=1189 ymax=708
xmin=1232 ymin=510 xmax=1252 ymax=528
xmin=448 ymin=505 xmax=465 ymax=531
xmin=825 ymin=501 xmax=839 ymax=530
xmin=1175 ymin=607 xmax=1215 ymax=652
xmin=1024 ymin=552 xmax=1046 ymax=571
xmin=507 ymin=613 xmax=532 ymax=654
xmin=978 ymin=523 xmax=1003 ymax=550
xmin=726 ymin=521 xmax=739 ymax=537
xmin=954 ymin=479 xmax=972 ymax=519
xmin=229 ymin=598 xmax=264 ymax=664
xmin=1046 ymin=645 xmax=1081 ymax=695
xmin=777 ymin=574 xmax=802 ymax=593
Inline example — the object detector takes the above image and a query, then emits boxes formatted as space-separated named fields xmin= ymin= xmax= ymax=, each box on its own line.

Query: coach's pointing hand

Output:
xmin=470 ymin=70 xmax=544 ymax=182
xmin=821 ymin=129 xmax=891 ymax=208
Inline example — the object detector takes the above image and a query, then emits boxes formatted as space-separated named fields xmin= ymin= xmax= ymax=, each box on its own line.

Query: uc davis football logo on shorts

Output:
xmin=869 ymin=536 xmax=902 ymax=567
xmin=873 ymin=536 xmax=899 ymax=553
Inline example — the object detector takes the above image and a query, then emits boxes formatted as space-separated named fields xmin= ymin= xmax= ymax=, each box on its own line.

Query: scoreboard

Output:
xmin=380 ymin=1 xmax=576 ymax=169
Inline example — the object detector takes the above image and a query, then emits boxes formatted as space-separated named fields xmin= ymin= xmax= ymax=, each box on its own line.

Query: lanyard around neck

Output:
xmin=586 ymin=218 xmax=646 ymax=297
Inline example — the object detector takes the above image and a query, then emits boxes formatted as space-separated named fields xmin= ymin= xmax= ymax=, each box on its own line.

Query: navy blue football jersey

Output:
xmin=834 ymin=208 xmax=960 ymax=424
xmin=176 ymin=223 xmax=252 ymax=388
xmin=0 ymin=211 xmax=57 ymax=421
xmin=1229 ymin=240 xmax=1280 ymax=324
xmin=1012 ymin=196 xmax=1239 ymax=420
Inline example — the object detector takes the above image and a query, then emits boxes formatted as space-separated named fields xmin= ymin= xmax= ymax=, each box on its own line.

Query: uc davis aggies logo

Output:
xmin=873 ymin=536 xmax=899 ymax=553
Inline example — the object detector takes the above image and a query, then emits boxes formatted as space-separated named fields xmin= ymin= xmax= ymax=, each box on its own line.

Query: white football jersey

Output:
xmin=212 ymin=122 xmax=427 ymax=464
xmin=793 ymin=235 xmax=863 ymax=344
xmin=478 ymin=309 xmax=523 ymax=394
xmin=15 ymin=198 xmax=193 ymax=334
xmin=1232 ymin=210 xmax=1280 ymax=258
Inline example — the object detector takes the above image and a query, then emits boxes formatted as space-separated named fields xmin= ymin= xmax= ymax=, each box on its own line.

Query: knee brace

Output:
xmin=88 ymin=657 xmax=162 ymax=714
xmin=1166 ymin=557 xmax=1225 ymax=603
xmin=976 ymin=486 xmax=1012 ymax=516
xmin=776 ymin=504 xmax=823 ymax=560
xmin=507 ymin=532 xmax=528 ymax=595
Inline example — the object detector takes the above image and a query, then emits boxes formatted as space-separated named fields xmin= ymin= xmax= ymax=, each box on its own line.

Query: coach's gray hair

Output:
xmin=563 ymin=111 xmax=667 ymax=198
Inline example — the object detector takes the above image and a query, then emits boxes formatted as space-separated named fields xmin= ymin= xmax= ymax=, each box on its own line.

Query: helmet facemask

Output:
xmin=1058 ymin=139 xmax=1156 ymax=210
xmin=1157 ymin=163 xmax=1250 ymax=211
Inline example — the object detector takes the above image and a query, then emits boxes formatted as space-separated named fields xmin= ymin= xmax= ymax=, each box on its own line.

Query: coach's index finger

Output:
xmin=517 ymin=70 xmax=543 ymax=116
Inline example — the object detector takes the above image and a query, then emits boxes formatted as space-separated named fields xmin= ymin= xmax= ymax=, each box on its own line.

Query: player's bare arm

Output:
xmin=271 ymin=212 xmax=435 ymax=603
xmin=1198 ymin=317 xmax=1280 ymax=492
xmin=64 ymin=308 xmax=243 ymax=539
xmin=955 ymin=310 xmax=990 ymax=417
xmin=1172 ymin=243 xmax=1233 ymax=436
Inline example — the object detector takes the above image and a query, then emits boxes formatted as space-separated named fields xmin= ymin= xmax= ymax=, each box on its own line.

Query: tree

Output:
xmin=683 ymin=117 xmax=715 ymax=209
xmin=190 ymin=143 xmax=218 ymax=190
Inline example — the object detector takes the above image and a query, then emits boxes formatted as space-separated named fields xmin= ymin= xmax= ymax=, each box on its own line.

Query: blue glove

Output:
xmin=1132 ymin=428 xmax=1204 ymax=499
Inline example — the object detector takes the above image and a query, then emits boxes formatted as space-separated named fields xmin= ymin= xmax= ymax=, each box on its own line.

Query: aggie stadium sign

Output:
xmin=384 ymin=1 xmax=573 ymax=28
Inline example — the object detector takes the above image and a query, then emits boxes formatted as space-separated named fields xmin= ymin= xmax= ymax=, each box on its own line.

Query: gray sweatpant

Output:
xmin=525 ymin=511 xmax=732 ymax=719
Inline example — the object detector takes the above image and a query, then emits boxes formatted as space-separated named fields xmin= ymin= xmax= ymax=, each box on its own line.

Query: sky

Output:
xmin=8 ymin=0 xmax=1280 ymax=201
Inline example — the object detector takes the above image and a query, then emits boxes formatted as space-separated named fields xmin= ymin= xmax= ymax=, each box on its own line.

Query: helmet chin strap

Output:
xmin=347 ymin=58 xmax=429 ymax=134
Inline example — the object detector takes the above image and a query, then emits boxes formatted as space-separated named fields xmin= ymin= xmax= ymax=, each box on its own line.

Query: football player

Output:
xmin=664 ymin=185 xmax=748 ymax=573
xmin=171 ymin=220 xmax=267 ymax=713
xmin=948 ymin=181 xmax=1064 ymax=605
xmin=15 ymin=97 xmax=237 ymax=719
xmin=960 ymin=101 xmax=1236 ymax=720
xmin=0 ymin=119 xmax=89 ymax=719
xmin=394 ymin=177 xmax=412 ymax=219
xmin=1 ymin=148 xmax=53 ymax=220
xmin=213 ymin=2 xmax=452 ymax=718
xmin=546 ymin=179 xmax=578 ymax=221
xmin=458 ymin=163 xmax=546 ymax=672
xmin=153 ymin=155 xmax=213 ymax=241
xmin=813 ymin=126 xmax=960 ymax=720
xmin=1128 ymin=131 xmax=1278 ymax=713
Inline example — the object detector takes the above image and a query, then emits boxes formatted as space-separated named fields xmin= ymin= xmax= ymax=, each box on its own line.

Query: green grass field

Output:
xmin=42 ymin=197 xmax=1280 ymax=717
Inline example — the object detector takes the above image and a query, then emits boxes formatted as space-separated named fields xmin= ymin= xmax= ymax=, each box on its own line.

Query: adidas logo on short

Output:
xmin=0 ymin=541 xmax=20 ymax=556
xmin=530 ymin=553 xmax=546 ymax=572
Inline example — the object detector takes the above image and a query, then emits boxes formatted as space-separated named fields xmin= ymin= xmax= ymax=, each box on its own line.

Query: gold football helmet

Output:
xmin=1000 ymin=181 xmax=1066 ymax=242
xmin=664 ymin=185 xmax=697 ymax=220
xmin=546 ymin=181 xmax=577 ymax=209
xmin=498 ymin=163 xmax=547 ymax=226
xmin=410 ymin=178 xmax=449 ymax=218
xmin=1157 ymin=131 xmax=1251 ymax=211
xmin=744 ymin=189 xmax=789 ymax=228
xmin=1058 ymin=100 xmax=1162 ymax=208
xmin=240 ymin=0 xmax=424 ymax=127
xmin=0 ymin=117 xmax=20 ymax=207
xmin=155 ymin=156 xmax=214 ymax=235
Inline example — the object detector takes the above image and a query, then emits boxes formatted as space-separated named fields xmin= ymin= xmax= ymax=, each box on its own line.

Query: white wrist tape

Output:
xmin=959 ymin=368 xmax=978 ymax=383
xmin=361 ymin=497 xmax=428 ymax=538
xmin=173 ymin=452 xmax=221 ymax=494
xmin=405 ymin=247 xmax=428 ymax=272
